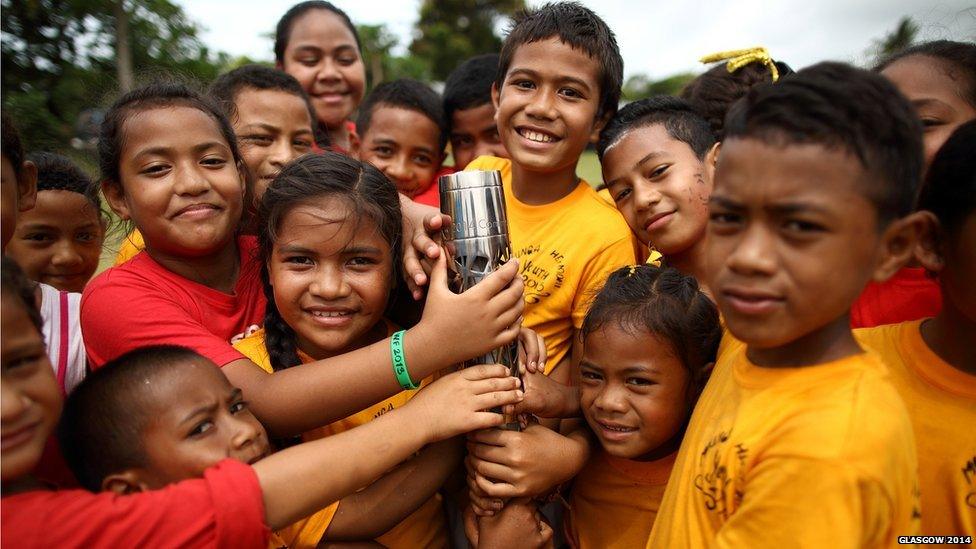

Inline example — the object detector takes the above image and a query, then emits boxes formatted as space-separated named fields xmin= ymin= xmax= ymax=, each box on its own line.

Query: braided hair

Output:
xmin=256 ymin=151 xmax=401 ymax=371
xmin=582 ymin=264 xmax=721 ymax=392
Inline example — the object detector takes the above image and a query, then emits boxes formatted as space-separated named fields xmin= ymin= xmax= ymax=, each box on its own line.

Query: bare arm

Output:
xmin=255 ymin=365 xmax=523 ymax=530
xmin=324 ymin=437 xmax=463 ymax=541
xmin=225 ymin=254 xmax=524 ymax=437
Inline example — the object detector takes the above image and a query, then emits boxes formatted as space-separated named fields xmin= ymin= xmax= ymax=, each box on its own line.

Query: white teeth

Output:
xmin=521 ymin=129 xmax=554 ymax=143
xmin=311 ymin=311 xmax=349 ymax=318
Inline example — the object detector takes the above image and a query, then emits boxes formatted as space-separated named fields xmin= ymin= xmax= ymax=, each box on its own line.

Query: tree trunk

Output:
xmin=115 ymin=0 xmax=134 ymax=92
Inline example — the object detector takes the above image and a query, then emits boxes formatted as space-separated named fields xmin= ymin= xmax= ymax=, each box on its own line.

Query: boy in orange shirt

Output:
xmin=856 ymin=121 xmax=976 ymax=540
xmin=648 ymin=63 xmax=924 ymax=547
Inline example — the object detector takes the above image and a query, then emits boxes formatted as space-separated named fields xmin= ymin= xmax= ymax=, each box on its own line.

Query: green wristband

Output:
xmin=391 ymin=330 xmax=419 ymax=390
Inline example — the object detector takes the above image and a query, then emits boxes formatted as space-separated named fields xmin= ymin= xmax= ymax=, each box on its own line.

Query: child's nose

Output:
xmin=173 ymin=165 xmax=211 ymax=196
xmin=315 ymin=59 xmax=342 ymax=83
xmin=309 ymin=267 xmax=351 ymax=299
xmin=727 ymin=225 xmax=778 ymax=276
xmin=384 ymin=156 xmax=411 ymax=184
xmin=0 ymin=382 xmax=31 ymax=423
xmin=594 ymin=387 xmax=628 ymax=414
xmin=50 ymin=241 xmax=84 ymax=268
xmin=229 ymin=416 xmax=262 ymax=452
xmin=633 ymin=181 xmax=662 ymax=211
xmin=525 ymin=90 xmax=557 ymax=120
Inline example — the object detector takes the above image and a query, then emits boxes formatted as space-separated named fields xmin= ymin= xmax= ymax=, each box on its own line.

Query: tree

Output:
xmin=870 ymin=16 xmax=919 ymax=65
xmin=409 ymin=0 xmax=524 ymax=81
xmin=2 ymin=0 xmax=229 ymax=151
xmin=621 ymin=72 xmax=697 ymax=101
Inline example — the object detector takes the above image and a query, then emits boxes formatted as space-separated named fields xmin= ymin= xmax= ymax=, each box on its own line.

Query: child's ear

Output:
xmin=17 ymin=160 xmax=37 ymax=212
xmin=872 ymin=211 xmax=928 ymax=282
xmin=912 ymin=211 xmax=944 ymax=273
xmin=102 ymin=470 xmax=152 ymax=495
xmin=101 ymin=179 xmax=131 ymax=221
xmin=588 ymin=111 xmax=612 ymax=144
xmin=705 ymin=142 xmax=721 ymax=180
xmin=348 ymin=130 xmax=362 ymax=159
xmin=491 ymin=82 xmax=501 ymax=112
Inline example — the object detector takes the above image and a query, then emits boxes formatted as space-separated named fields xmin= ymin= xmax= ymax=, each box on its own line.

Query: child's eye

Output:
xmin=648 ymin=165 xmax=670 ymax=179
xmin=453 ymin=136 xmax=473 ymax=148
xmin=412 ymin=154 xmax=433 ymax=166
xmin=336 ymin=54 xmax=358 ymax=66
xmin=783 ymin=219 xmax=825 ymax=233
xmin=920 ymin=118 xmax=942 ymax=129
xmin=188 ymin=420 xmax=214 ymax=437
xmin=241 ymin=135 xmax=273 ymax=146
xmin=5 ymin=353 xmax=44 ymax=375
xmin=627 ymin=377 xmax=654 ymax=387
xmin=76 ymin=231 xmax=99 ymax=243
xmin=581 ymin=371 xmax=602 ymax=382
xmin=559 ymin=87 xmax=582 ymax=99
xmin=511 ymin=79 xmax=535 ymax=90
xmin=201 ymin=156 xmax=228 ymax=167
xmin=612 ymin=187 xmax=632 ymax=202
xmin=298 ymin=56 xmax=320 ymax=67
xmin=710 ymin=212 xmax=742 ymax=225
xmin=284 ymin=256 xmax=314 ymax=266
xmin=348 ymin=256 xmax=377 ymax=267
xmin=23 ymin=232 xmax=54 ymax=243
xmin=372 ymin=146 xmax=394 ymax=157
xmin=230 ymin=400 xmax=248 ymax=414
xmin=293 ymin=138 xmax=312 ymax=149
xmin=141 ymin=164 xmax=170 ymax=176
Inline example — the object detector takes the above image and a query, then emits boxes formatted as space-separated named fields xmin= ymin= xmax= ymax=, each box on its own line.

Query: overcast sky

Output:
xmin=177 ymin=0 xmax=975 ymax=80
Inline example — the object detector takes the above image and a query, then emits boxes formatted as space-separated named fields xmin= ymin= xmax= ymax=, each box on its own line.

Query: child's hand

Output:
xmin=466 ymin=424 xmax=589 ymax=498
xmin=418 ymin=251 xmax=524 ymax=365
xmin=515 ymin=368 xmax=580 ymax=418
xmin=517 ymin=327 xmax=547 ymax=374
xmin=400 ymin=198 xmax=451 ymax=300
xmin=465 ymin=455 xmax=505 ymax=516
xmin=470 ymin=498 xmax=554 ymax=549
xmin=406 ymin=364 xmax=523 ymax=442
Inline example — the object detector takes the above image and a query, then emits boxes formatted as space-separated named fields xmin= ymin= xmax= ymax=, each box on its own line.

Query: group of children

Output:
xmin=1 ymin=0 xmax=974 ymax=547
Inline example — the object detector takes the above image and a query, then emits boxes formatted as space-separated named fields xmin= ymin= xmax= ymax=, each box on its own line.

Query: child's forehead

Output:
xmin=507 ymin=37 xmax=601 ymax=87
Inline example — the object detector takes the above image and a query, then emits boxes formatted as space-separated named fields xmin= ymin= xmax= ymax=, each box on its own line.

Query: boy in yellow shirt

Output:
xmin=648 ymin=63 xmax=925 ymax=547
xmin=463 ymin=4 xmax=635 ymax=544
xmin=856 ymin=121 xmax=976 ymax=540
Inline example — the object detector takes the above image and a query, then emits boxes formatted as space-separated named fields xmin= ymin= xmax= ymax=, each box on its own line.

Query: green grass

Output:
xmin=576 ymin=149 xmax=602 ymax=187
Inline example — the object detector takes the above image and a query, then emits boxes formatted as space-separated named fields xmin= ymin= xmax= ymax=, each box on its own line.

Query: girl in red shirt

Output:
xmin=81 ymin=81 xmax=529 ymax=439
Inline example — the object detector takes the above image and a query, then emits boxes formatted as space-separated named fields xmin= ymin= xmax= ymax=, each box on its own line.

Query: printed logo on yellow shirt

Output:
xmin=517 ymin=243 xmax=567 ymax=304
xmin=693 ymin=427 xmax=748 ymax=520
xmin=964 ymin=455 xmax=976 ymax=509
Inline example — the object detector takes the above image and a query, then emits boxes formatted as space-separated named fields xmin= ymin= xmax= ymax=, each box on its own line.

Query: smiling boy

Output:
xmin=647 ymin=62 xmax=924 ymax=547
xmin=466 ymin=2 xmax=635 ymax=380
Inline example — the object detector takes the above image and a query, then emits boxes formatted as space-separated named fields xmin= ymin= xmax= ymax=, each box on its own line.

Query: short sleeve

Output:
xmin=715 ymin=457 xmax=893 ymax=549
xmin=81 ymin=278 xmax=244 ymax=368
xmin=1 ymin=459 xmax=268 ymax=548
xmin=571 ymin=235 xmax=636 ymax=328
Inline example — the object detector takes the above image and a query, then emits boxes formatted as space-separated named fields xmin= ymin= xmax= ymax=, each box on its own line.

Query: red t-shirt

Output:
xmin=412 ymin=166 xmax=456 ymax=208
xmin=850 ymin=267 xmax=942 ymax=328
xmin=81 ymin=236 xmax=266 ymax=368
xmin=1 ymin=459 xmax=269 ymax=549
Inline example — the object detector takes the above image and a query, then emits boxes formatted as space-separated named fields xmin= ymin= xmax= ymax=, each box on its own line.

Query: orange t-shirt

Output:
xmin=567 ymin=451 xmax=674 ymax=548
xmin=856 ymin=319 xmax=976 ymax=538
xmin=648 ymin=337 xmax=920 ymax=548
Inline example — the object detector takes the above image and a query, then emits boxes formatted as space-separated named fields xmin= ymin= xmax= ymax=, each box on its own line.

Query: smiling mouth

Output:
xmin=173 ymin=204 xmax=220 ymax=218
xmin=516 ymin=127 xmax=558 ymax=143
xmin=644 ymin=211 xmax=675 ymax=232
xmin=722 ymin=288 xmax=785 ymax=315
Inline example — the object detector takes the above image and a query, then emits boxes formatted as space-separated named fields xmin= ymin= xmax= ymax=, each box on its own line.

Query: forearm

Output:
xmin=226 ymin=325 xmax=453 ymax=436
xmin=325 ymin=437 xmax=464 ymax=540
xmin=255 ymin=405 xmax=431 ymax=529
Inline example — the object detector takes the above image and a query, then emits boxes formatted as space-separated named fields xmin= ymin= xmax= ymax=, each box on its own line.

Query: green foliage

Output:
xmin=2 ymin=0 xmax=232 ymax=151
xmin=871 ymin=16 xmax=919 ymax=64
xmin=358 ymin=23 xmax=430 ymax=86
xmin=409 ymin=0 xmax=524 ymax=81
xmin=622 ymin=72 xmax=697 ymax=101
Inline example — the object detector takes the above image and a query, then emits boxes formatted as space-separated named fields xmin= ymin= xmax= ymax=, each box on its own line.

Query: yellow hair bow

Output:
xmin=699 ymin=46 xmax=780 ymax=82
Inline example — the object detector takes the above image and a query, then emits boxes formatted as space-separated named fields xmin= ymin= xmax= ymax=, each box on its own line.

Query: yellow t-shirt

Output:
xmin=568 ymin=451 xmax=674 ymax=548
xmin=234 ymin=327 xmax=447 ymax=549
xmin=114 ymin=229 xmax=145 ymax=265
xmin=465 ymin=156 xmax=636 ymax=372
xmin=648 ymin=338 xmax=921 ymax=548
xmin=856 ymin=320 xmax=976 ymax=538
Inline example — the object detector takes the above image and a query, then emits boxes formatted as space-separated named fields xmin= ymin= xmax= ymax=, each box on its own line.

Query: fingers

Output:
xmin=461 ymin=363 xmax=510 ymax=381
xmin=468 ymin=258 xmax=519 ymax=298
xmin=474 ymin=471 xmax=520 ymax=498
xmin=467 ymin=440 xmax=513 ymax=466
xmin=425 ymin=249 xmax=449 ymax=292
xmin=468 ymin=489 xmax=503 ymax=516
xmin=474 ymin=388 xmax=524 ymax=410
